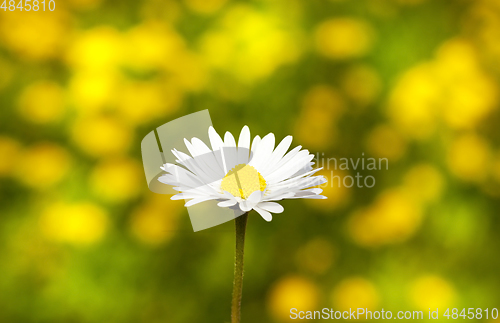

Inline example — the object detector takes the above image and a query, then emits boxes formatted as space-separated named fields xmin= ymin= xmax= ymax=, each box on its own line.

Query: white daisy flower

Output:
xmin=158 ymin=125 xmax=327 ymax=222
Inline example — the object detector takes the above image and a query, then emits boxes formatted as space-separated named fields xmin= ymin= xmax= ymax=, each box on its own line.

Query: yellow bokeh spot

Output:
xmin=40 ymin=202 xmax=108 ymax=245
xmin=200 ymin=5 xmax=302 ymax=83
xmin=464 ymin=1 xmax=500 ymax=74
xmin=295 ymin=238 xmax=336 ymax=275
xmin=220 ymin=164 xmax=266 ymax=199
xmin=308 ymin=170 xmax=351 ymax=210
xmin=341 ymin=65 xmax=382 ymax=106
xmin=349 ymin=190 xmax=422 ymax=247
xmin=0 ymin=11 xmax=69 ymax=61
xmin=17 ymin=81 xmax=65 ymax=124
xmin=315 ymin=18 xmax=375 ymax=60
xmin=0 ymin=136 xmax=22 ymax=176
xmin=388 ymin=39 xmax=498 ymax=137
xmin=69 ymin=71 xmax=119 ymax=112
xmin=15 ymin=143 xmax=72 ymax=189
xmin=123 ymin=22 xmax=185 ymax=71
xmin=184 ymin=0 xmax=229 ymax=15
xmin=268 ymin=276 xmax=319 ymax=321
xmin=167 ymin=52 xmax=208 ymax=92
xmin=447 ymin=133 xmax=490 ymax=182
xmin=435 ymin=40 xmax=498 ymax=129
xmin=130 ymin=195 xmax=182 ymax=245
xmin=387 ymin=63 xmax=439 ymax=139
xmin=366 ymin=125 xmax=407 ymax=161
xmin=409 ymin=275 xmax=456 ymax=311
xmin=403 ymin=164 xmax=444 ymax=203
xmin=72 ymin=116 xmax=132 ymax=157
xmin=332 ymin=277 xmax=379 ymax=312
xmin=66 ymin=26 xmax=124 ymax=71
xmin=114 ymin=81 xmax=181 ymax=125
xmin=295 ymin=85 xmax=345 ymax=150
xmin=90 ymin=158 xmax=143 ymax=202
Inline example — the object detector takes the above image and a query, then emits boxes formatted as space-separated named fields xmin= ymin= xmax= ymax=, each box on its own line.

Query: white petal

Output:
xmin=266 ymin=145 xmax=301 ymax=175
xmin=250 ymin=135 xmax=261 ymax=156
xmin=249 ymin=133 xmax=275 ymax=172
xmin=223 ymin=132 xmax=239 ymax=170
xmin=257 ymin=202 xmax=284 ymax=213
xmin=239 ymin=200 xmax=254 ymax=212
xmin=261 ymin=135 xmax=293 ymax=177
xmin=253 ymin=206 xmax=272 ymax=221
xmin=208 ymin=126 xmax=224 ymax=151
xmin=238 ymin=190 xmax=262 ymax=212
xmin=265 ymin=151 xmax=314 ymax=184
xmin=237 ymin=125 xmax=251 ymax=165
xmin=190 ymin=138 xmax=224 ymax=177
xmin=224 ymin=131 xmax=236 ymax=147
xmin=218 ymin=199 xmax=238 ymax=207
xmin=247 ymin=190 xmax=263 ymax=204
xmin=184 ymin=196 xmax=219 ymax=207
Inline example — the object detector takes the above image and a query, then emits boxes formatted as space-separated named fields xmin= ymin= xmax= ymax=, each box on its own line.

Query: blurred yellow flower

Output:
xmin=435 ymin=40 xmax=498 ymax=129
xmin=409 ymin=275 xmax=456 ymax=311
xmin=295 ymin=238 xmax=336 ymax=275
xmin=366 ymin=125 xmax=407 ymax=161
xmin=387 ymin=63 xmax=438 ymax=139
xmin=17 ymin=81 xmax=65 ymax=124
xmin=0 ymin=11 xmax=69 ymax=61
xmin=71 ymin=116 xmax=132 ymax=157
xmin=295 ymin=85 xmax=345 ymax=150
xmin=90 ymin=158 xmax=143 ymax=203
xmin=168 ymin=52 xmax=208 ymax=92
xmin=447 ymin=133 xmax=490 ymax=183
xmin=66 ymin=26 xmax=124 ymax=71
xmin=200 ymin=5 xmax=302 ymax=83
xmin=129 ymin=195 xmax=182 ymax=245
xmin=114 ymin=81 xmax=181 ymax=125
xmin=315 ymin=18 xmax=375 ymax=60
xmin=308 ymin=170 xmax=351 ymax=211
xmin=341 ymin=65 xmax=382 ymax=106
xmin=268 ymin=276 xmax=319 ymax=321
xmin=15 ymin=143 xmax=71 ymax=189
xmin=464 ymin=2 xmax=500 ymax=73
xmin=183 ymin=0 xmax=229 ymax=15
xmin=69 ymin=71 xmax=119 ymax=113
xmin=348 ymin=190 xmax=422 ymax=247
xmin=388 ymin=39 xmax=498 ymax=138
xmin=123 ymin=22 xmax=185 ymax=71
xmin=0 ymin=136 xmax=21 ymax=176
xmin=122 ymin=22 xmax=207 ymax=92
xmin=40 ymin=202 xmax=108 ymax=245
xmin=403 ymin=164 xmax=444 ymax=203
xmin=331 ymin=277 xmax=379 ymax=312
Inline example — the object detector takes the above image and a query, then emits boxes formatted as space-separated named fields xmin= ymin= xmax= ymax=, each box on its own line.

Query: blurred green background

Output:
xmin=1 ymin=0 xmax=500 ymax=322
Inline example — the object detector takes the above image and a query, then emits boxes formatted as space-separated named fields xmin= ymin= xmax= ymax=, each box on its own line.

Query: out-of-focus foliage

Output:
xmin=1 ymin=0 xmax=500 ymax=322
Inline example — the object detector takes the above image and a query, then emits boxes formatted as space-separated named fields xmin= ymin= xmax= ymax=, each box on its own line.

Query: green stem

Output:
xmin=231 ymin=212 xmax=248 ymax=323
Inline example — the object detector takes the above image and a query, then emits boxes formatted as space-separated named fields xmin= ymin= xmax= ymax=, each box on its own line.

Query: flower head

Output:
xmin=159 ymin=126 xmax=326 ymax=221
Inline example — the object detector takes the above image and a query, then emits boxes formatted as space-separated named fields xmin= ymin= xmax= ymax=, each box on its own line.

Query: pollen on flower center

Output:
xmin=220 ymin=164 xmax=266 ymax=199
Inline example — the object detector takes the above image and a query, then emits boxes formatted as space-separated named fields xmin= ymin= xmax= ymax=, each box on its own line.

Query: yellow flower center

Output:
xmin=220 ymin=164 xmax=267 ymax=199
